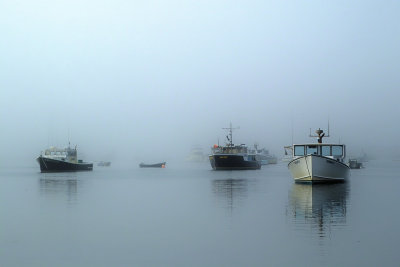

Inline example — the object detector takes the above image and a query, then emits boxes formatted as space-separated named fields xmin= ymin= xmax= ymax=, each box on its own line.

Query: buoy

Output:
xmin=213 ymin=144 xmax=218 ymax=148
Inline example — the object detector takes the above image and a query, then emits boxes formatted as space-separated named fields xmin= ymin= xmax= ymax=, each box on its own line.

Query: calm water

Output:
xmin=1 ymin=160 xmax=400 ymax=266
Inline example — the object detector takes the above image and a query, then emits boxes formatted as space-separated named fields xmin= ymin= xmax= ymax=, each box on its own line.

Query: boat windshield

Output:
xmin=306 ymin=145 xmax=318 ymax=155
xmin=294 ymin=146 xmax=305 ymax=156
xmin=293 ymin=144 xmax=344 ymax=157
xmin=332 ymin=146 xmax=343 ymax=157
xmin=321 ymin=145 xmax=331 ymax=156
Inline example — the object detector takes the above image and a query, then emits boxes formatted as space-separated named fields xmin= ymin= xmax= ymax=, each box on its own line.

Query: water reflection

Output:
xmin=288 ymin=182 xmax=349 ymax=238
xmin=39 ymin=173 xmax=79 ymax=203
xmin=212 ymin=178 xmax=249 ymax=211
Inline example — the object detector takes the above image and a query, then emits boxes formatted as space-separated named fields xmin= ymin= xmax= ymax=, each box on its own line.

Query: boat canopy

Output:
xmin=292 ymin=144 xmax=345 ymax=158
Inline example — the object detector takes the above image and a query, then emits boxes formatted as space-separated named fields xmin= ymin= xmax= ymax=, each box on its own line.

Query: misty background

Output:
xmin=1 ymin=0 xmax=399 ymax=167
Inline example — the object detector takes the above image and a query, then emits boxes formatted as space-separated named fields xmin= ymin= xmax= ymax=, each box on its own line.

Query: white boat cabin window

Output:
xmin=294 ymin=144 xmax=344 ymax=157
xmin=306 ymin=145 xmax=318 ymax=155
xmin=321 ymin=145 xmax=331 ymax=156
xmin=294 ymin=146 xmax=305 ymax=156
xmin=332 ymin=146 xmax=343 ymax=157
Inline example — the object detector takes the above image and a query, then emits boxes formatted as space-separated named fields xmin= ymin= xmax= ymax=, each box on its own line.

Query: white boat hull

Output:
xmin=288 ymin=155 xmax=350 ymax=183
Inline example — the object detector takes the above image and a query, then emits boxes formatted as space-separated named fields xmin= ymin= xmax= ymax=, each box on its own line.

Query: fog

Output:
xmin=1 ymin=0 xmax=399 ymax=167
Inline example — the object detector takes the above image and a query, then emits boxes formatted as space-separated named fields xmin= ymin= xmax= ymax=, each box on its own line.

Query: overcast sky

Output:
xmin=1 ymin=0 xmax=399 ymax=165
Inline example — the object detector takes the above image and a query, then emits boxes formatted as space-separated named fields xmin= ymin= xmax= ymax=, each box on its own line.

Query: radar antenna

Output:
xmin=309 ymin=122 xmax=330 ymax=144
xmin=222 ymin=122 xmax=240 ymax=147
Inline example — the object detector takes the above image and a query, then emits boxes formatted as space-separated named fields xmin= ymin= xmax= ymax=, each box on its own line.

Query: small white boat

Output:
xmin=348 ymin=159 xmax=363 ymax=169
xmin=287 ymin=128 xmax=350 ymax=183
xmin=97 ymin=161 xmax=111 ymax=167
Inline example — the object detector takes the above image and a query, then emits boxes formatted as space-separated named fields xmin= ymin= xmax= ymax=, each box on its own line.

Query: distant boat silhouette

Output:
xmin=97 ymin=161 xmax=111 ymax=167
xmin=139 ymin=162 xmax=166 ymax=168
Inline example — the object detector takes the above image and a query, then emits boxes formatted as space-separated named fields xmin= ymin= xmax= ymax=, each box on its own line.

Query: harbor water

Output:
xmin=1 ymin=160 xmax=399 ymax=266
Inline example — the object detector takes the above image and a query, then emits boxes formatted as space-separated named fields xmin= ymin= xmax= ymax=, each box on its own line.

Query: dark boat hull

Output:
xmin=37 ymin=156 xmax=93 ymax=173
xmin=139 ymin=162 xmax=166 ymax=168
xmin=209 ymin=154 xmax=261 ymax=170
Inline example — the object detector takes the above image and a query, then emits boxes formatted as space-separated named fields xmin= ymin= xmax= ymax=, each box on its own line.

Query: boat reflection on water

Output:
xmin=288 ymin=182 xmax=349 ymax=238
xmin=39 ymin=173 xmax=79 ymax=203
xmin=212 ymin=178 xmax=249 ymax=211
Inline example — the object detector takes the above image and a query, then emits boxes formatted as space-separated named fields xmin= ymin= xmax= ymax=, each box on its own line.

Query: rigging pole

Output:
xmin=222 ymin=122 xmax=240 ymax=147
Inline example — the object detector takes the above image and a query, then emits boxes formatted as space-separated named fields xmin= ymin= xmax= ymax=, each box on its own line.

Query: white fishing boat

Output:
xmin=287 ymin=128 xmax=350 ymax=183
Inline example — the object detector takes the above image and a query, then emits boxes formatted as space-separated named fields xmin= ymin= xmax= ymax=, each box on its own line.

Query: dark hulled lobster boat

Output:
xmin=209 ymin=123 xmax=261 ymax=170
xmin=139 ymin=162 xmax=166 ymax=168
xmin=37 ymin=145 xmax=93 ymax=173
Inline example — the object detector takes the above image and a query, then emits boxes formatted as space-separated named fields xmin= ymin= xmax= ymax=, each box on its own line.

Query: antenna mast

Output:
xmin=291 ymin=111 xmax=294 ymax=144
xmin=68 ymin=128 xmax=71 ymax=148
xmin=309 ymin=122 xmax=330 ymax=143
xmin=222 ymin=122 xmax=240 ymax=147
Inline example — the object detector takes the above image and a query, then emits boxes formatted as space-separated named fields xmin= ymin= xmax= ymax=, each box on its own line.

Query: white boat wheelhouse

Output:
xmin=287 ymin=127 xmax=350 ymax=183
xmin=41 ymin=146 xmax=78 ymax=163
xmin=292 ymin=143 xmax=346 ymax=163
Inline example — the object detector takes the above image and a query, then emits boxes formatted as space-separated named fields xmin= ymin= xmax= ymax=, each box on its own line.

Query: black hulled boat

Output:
xmin=139 ymin=162 xmax=166 ymax=168
xmin=37 ymin=145 xmax=93 ymax=173
xmin=209 ymin=123 xmax=261 ymax=170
